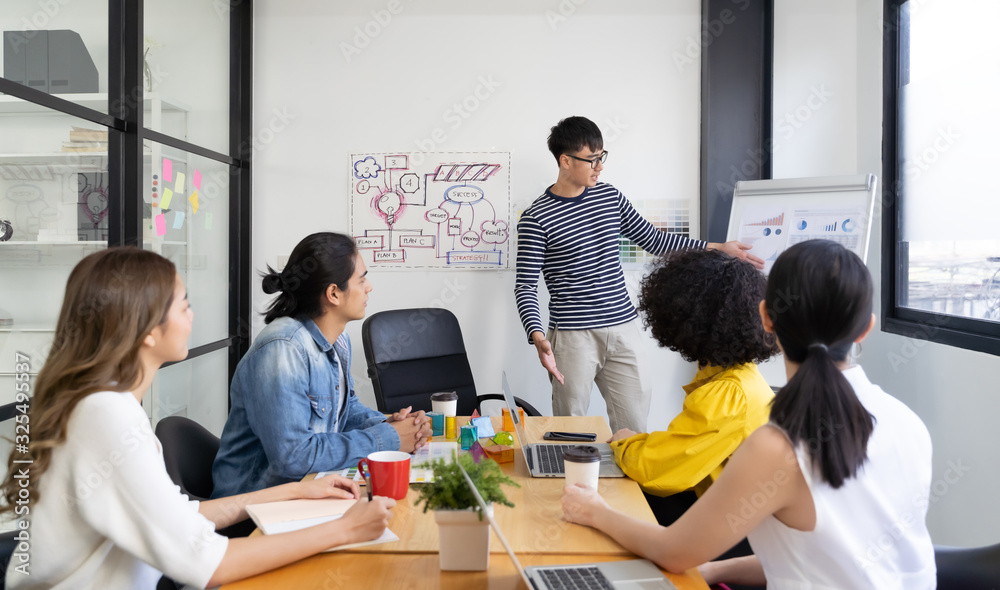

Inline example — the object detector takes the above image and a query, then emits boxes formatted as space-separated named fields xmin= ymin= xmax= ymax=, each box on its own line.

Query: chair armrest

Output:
xmin=476 ymin=393 xmax=543 ymax=417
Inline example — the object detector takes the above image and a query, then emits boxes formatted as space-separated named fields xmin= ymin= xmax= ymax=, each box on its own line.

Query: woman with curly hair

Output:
xmin=608 ymin=248 xmax=778 ymax=516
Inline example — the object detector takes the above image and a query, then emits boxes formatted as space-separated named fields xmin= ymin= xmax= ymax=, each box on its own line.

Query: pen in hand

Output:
xmin=361 ymin=465 xmax=373 ymax=501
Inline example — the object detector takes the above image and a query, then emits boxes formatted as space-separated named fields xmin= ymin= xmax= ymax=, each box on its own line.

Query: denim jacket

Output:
xmin=211 ymin=316 xmax=399 ymax=497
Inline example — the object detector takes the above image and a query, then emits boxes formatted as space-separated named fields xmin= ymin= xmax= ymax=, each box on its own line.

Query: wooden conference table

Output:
xmin=222 ymin=415 xmax=708 ymax=589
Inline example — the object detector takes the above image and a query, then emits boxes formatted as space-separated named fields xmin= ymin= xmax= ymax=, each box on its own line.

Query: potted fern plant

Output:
xmin=415 ymin=453 xmax=519 ymax=571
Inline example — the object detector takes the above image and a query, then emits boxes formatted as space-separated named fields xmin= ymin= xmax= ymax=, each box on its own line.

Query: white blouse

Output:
xmin=747 ymin=366 xmax=936 ymax=589
xmin=6 ymin=391 xmax=228 ymax=590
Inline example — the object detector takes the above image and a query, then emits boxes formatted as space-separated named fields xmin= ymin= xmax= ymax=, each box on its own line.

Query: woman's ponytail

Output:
xmin=765 ymin=240 xmax=875 ymax=489
xmin=770 ymin=341 xmax=874 ymax=489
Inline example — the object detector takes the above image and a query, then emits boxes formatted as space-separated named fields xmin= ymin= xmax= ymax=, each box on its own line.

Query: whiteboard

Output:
xmin=726 ymin=174 xmax=877 ymax=274
xmin=349 ymin=152 xmax=511 ymax=270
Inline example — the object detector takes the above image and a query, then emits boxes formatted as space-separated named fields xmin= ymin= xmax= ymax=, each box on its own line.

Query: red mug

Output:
xmin=358 ymin=451 xmax=411 ymax=500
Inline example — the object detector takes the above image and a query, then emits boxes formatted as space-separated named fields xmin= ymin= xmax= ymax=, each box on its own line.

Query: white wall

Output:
xmin=775 ymin=0 xmax=1000 ymax=547
xmin=253 ymin=0 xmax=703 ymax=433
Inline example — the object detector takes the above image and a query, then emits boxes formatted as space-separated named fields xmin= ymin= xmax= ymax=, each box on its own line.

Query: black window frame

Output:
xmin=881 ymin=0 xmax=1000 ymax=356
xmin=0 ymin=0 xmax=254 ymax=393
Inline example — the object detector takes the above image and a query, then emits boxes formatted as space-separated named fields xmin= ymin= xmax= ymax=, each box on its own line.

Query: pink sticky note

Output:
xmin=193 ymin=170 xmax=202 ymax=190
xmin=163 ymin=159 xmax=173 ymax=182
xmin=155 ymin=213 xmax=166 ymax=236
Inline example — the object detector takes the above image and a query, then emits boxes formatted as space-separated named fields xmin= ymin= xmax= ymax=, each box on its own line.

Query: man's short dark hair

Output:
xmin=638 ymin=249 xmax=778 ymax=367
xmin=547 ymin=116 xmax=604 ymax=162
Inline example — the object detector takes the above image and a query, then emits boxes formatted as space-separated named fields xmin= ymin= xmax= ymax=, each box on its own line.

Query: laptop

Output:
xmin=456 ymin=456 xmax=676 ymax=590
xmin=501 ymin=372 xmax=625 ymax=478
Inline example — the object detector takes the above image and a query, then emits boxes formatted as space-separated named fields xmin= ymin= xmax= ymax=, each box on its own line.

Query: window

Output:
xmin=883 ymin=0 xmax=1000 ymax=355
xmin=0 ymin=0 xmax=253 ymax=431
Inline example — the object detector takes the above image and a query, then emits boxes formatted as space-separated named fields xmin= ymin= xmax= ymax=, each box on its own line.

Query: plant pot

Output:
xmin=434 ymin=504 xmax=493 ymax=571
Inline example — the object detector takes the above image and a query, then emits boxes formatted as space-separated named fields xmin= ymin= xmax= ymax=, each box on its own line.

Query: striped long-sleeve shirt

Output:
xmin=514 ymin=182 xmax=705 ymax=342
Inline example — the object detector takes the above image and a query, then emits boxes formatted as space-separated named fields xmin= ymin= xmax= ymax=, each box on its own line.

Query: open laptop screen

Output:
xmin=456 ymin=455 xmax=534 ymax=588
xmin=500 ymin=371 xmax=533 ymax=465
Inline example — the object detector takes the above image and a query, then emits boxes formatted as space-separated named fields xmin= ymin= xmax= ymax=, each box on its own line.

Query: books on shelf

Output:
xmin=62 ymin=126 xmax=109 ymax=152
xmin=61 ymin=141 xmax=108 ymax=152
xmin=69 ymin=126 xmax=108 ymax=142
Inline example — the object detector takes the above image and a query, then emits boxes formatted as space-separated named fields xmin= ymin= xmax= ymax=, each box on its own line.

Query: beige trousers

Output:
xmin=547 ymin=319 xmax=650 ymax=433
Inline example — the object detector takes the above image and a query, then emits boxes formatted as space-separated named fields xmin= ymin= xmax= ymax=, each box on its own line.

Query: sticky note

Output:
xmin=193 ymin=169 xmax=202 ymax=190
xmin=155 ymin=213 xmax=166 ymax=236
xmin=188 ymin=191 xmax=199 ymax=214
xmin=174 ymin=172 xmax=185 ymax=194
xmin=205 ymin=212 xmax=213 ymax=230
xmin=163 ymin=159 xmax=173 ymax=182
xmin=159 ymin=188 xmax=174 ymax=210
xmin=173 ymin=211 xmax=185 ymax=229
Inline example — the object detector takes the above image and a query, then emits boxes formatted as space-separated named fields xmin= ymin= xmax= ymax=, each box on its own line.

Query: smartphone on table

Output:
xmin=542 ymin=431 xmax=597 ymax=442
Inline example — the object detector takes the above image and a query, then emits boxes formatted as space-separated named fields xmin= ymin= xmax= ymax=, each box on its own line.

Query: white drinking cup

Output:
xmin=563 ymin=445 xmax=601 ymax=490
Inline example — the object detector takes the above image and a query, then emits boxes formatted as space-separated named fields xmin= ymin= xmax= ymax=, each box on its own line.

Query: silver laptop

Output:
xmin=456 ymin=457 xmax=676 ymax=590
xmin=501 ymin=372 xmax=624 ymax=478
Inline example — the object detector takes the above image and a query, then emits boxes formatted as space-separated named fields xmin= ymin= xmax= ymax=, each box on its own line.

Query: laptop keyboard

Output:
xmin=537 ymin=444 xmax=570 ymax=474
xmin=536 ymin=566 xmax=614 ymax=590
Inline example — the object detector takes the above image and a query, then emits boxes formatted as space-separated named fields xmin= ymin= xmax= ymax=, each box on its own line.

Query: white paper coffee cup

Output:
xmin=563 ymin=445 xmax=601 ymax=490
xmin=430 ymin=391 xmax=458 ymax=417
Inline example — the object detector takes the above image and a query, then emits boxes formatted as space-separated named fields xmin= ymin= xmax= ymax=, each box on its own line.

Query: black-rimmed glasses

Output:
xmin=566 ymin=150 xmax=609 ymax=169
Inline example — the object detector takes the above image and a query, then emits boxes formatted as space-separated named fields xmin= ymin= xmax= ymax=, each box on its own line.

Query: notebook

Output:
xmin=245 ymin=498 xmax=398 ymax=551
xmin=318 ymin=441 xmax=458 ymax=484
xmin=455 ymin=458 xmax=675 ymax=589
xmin=501 ymin=372 xmax=624 ymax=478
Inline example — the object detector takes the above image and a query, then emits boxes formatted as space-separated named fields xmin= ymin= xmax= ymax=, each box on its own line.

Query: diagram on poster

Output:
xmin=737 ymin=204 xmax=869 ymax=273
xmin=349 ymin=152 xmax=511 ymax=269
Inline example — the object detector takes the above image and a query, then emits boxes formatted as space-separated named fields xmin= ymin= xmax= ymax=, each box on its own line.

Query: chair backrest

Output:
xmin=936 ymin=542 xmax=1000 ymax=589
xmin=362 ymin=308 xmax=480 ymax=416
xmin=154 ymin=415 xmax=220 ymax=502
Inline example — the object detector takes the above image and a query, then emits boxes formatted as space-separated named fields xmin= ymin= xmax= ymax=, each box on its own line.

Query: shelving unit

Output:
xmin=0 ymin=93 xmax=190 ymax=419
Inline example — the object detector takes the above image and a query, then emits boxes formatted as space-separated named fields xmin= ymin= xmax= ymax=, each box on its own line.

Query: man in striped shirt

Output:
xmin=514 ymin=116 xmax=763 ymax=432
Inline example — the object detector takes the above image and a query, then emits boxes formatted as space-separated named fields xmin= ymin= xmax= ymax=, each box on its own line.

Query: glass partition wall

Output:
xmin=0 ymin=0 xmax=252 ymax=434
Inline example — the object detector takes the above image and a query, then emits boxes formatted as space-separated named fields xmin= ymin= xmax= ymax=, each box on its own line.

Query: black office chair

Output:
xmin=936 ymin=542 xmax=1000 ymax=589
xmin=154 ymin=416 xmax=255 ymax=539
xmin=361 ymin=308 xmax=541 ymax=417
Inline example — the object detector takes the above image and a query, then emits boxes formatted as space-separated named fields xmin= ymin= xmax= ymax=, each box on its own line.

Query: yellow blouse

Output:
xmin=610 ymin=363 xmax=774 ymax=497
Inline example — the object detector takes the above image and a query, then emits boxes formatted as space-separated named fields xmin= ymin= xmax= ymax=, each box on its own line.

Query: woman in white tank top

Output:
xmin=561 ymin=240 xmax=935 ymax=589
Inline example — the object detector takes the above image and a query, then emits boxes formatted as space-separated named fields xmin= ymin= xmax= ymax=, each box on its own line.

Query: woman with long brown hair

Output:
xmin=1 ymin=247 xmax=395 ymax=589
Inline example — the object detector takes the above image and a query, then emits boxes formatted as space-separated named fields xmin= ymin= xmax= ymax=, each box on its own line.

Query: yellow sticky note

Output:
xmin=174 ymin=172 xmax=185 ymax=194
xmin=188 ymin=191 xmax=199 ymax=214
xmin=160 ymin=188 xmax=174 ymax=210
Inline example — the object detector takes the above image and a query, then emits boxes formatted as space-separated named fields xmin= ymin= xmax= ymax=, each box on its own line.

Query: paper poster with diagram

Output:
xmin=349 ymin=152 xmax=511 ymax=269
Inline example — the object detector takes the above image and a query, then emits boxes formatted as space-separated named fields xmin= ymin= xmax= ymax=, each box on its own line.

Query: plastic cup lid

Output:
xmin=430 ymin=391 xmax=458 ymax=401
xmin=562 ymin=445 xmax=601 ymax=463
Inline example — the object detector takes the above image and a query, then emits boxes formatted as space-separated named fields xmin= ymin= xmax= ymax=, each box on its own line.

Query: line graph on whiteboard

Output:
xmin=349 ymin=152 xmax=511 ymax=269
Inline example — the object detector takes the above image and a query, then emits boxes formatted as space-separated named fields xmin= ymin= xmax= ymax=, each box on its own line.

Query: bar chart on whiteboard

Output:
xmin=737 ymin=204 xmax=869 ymax=273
